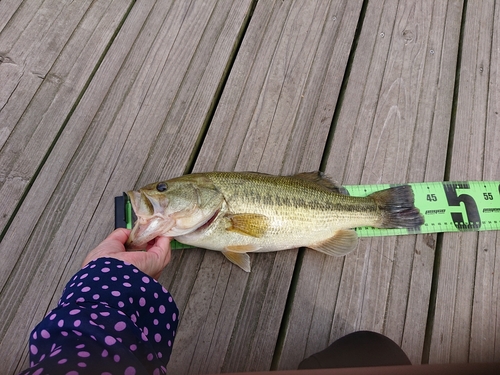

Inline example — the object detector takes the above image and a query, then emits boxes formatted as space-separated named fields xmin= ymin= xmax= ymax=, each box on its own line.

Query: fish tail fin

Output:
xmin=369 ymin=185 xmax=424 ymax=229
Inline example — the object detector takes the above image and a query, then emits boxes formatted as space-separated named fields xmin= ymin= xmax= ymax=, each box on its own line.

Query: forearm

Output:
xmin=20 ymin=258 xmax=178 ymax=375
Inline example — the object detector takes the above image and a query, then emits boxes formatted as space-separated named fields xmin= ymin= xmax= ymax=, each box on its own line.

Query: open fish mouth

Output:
xmin=125 ymin=190 xmax=171 ymax=249
xmin=126 ymin=215 xmax=176 ymax=250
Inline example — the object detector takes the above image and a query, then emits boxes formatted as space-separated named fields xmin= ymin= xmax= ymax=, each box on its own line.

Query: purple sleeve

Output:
xmin=19 ymin=258 xmax=179 ymax=375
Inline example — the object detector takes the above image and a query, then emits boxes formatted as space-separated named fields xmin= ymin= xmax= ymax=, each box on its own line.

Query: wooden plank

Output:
xmin=0 ymin=0 xmax=92 ymax=150
xmin=0 ymin=0 xmax=23 ymax=33
xmin=0 ymin=0 xmax=134 ymax=291
xmin=0 ymin=0 xmax=134 ymax=233
xmin=469 ymin=2 xmax=500 ymax=362
xmin=276 ymin=0 xmax=463 ymax=369
xmin=428 ymin=0 xmax=499 ymax=363
xmin=0 ymin=0 xmax=254 ymax=372
xmin=163 ymin=1 xmax=364 ymax=373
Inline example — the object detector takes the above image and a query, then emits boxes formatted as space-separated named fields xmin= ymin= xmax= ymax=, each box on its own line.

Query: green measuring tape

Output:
xmin=115 ymin=181 xmax=500 ymax=249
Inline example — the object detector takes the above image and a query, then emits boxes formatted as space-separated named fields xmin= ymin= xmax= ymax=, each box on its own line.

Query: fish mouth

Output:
xmin=126 ymin=215 xmax=175 ymax=250
xmin=125 ymin=190 xmax=170 ymax=249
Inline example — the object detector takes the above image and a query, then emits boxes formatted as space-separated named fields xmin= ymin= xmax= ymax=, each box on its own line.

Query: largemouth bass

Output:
xmin=126 ymin=172 xmax=424 ymax=272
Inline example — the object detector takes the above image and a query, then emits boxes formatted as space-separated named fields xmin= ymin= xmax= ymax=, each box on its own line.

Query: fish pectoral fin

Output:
xmin=226 ymin=213 xmax=270 ymax=238
xmin=308 ymin=229 xmax=358 ymax=257
xmin=222 ymin=246 xmax=260 ymax=272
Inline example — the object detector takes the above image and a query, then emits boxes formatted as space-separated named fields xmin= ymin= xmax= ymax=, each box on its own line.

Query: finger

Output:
xmin=105 ymin=228 xmax=131 ymax=244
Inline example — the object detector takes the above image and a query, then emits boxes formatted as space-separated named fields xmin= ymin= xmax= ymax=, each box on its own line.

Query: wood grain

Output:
xmin=0 ymin=0 xmax=23 ymax=33
xmin=277 ymin=0 xmax=463 ymax=369
xmin=428 ymin=0 xmax=500 ymax=363
xmin=0 ymin=1 xmax=144 ymax=329
xmin=469 ymin=3 xmax=500 ymax=360
xmin=0 ymin=0 xmax=133 ymax=231
xmin=0 ymin=0 xmax=92 ymax=149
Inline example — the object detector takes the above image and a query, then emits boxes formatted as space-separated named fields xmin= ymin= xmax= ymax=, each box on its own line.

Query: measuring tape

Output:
xmin=346 ymin=181 xmax=500 ymax=237
xmin=115 ymin=181 xmax=500 ymax=249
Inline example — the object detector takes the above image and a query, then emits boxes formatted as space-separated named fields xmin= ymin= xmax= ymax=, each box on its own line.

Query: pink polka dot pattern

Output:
xmin=19 ymin=258 xmax=177 ymax=375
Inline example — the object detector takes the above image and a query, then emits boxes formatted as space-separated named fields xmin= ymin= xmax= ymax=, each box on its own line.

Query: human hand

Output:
xmin=82 ymin=228 xmax=171 ymax=280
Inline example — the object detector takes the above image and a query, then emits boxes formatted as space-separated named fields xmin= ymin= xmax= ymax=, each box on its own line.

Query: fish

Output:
xmin=126 ymin=171 xmax=424 ymax=272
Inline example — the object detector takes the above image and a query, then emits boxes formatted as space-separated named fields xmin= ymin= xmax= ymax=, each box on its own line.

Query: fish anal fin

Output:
xmin=226 ymin=213 xmax=270 ymax=238
xmin=308 ymin=229 xmax=358 ymax=257
xmin=293 ymin=172 xmax=347 ymax=194
xmin=222 ymin=246 xmax=260 ymax=272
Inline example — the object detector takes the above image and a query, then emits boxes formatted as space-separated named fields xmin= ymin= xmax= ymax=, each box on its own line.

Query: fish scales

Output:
xmin=208 ymin=172 xmax=380 ymax=227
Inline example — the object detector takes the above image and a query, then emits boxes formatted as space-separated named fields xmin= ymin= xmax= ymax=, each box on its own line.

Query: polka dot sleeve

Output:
xmin=19 ymin=258 xmax=179 ymax=375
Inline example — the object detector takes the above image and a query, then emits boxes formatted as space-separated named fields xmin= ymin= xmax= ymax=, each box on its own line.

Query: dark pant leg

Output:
xmin=298 ymin=331 xmax=411 ymax=369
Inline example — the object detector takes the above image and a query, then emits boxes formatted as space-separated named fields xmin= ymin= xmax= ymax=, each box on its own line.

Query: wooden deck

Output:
xmin=1 ymin=0 xmax=499 ymax=373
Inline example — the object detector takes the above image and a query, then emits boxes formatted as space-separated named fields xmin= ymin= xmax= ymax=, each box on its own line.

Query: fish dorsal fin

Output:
xmin=308 ymin=229 xmax=358 ymax=257
xmin=222 ymin=244 xmax=261 ymax=272
xmin=226 ymin=213 xmax=270 ymax=238
xmin=293 ymin=171 xmax=346 ymax=194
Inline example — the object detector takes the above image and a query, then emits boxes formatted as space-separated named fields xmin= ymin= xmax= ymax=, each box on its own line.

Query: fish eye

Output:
xmin=156 ymin=182 xmax=168 ymax=192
